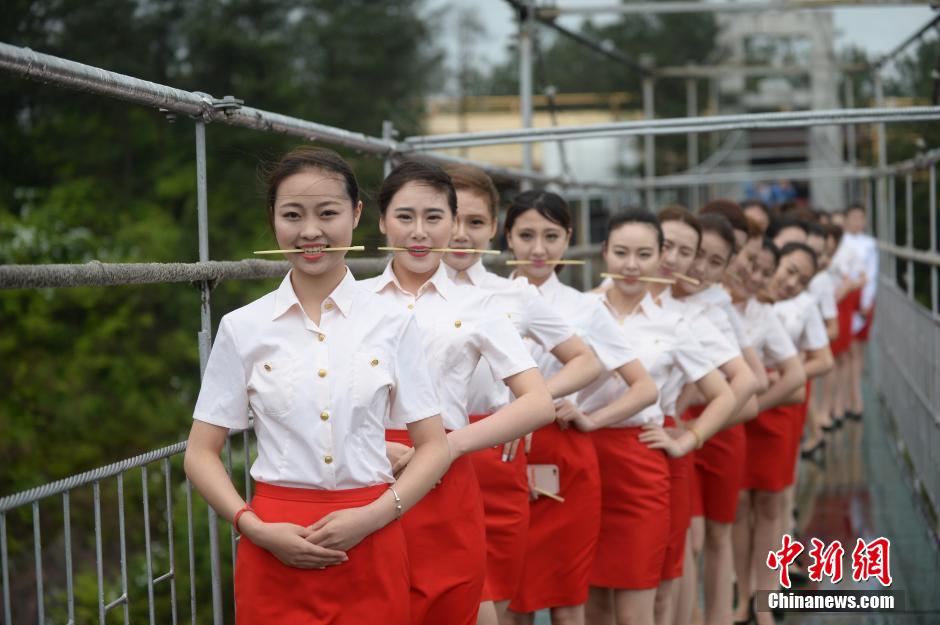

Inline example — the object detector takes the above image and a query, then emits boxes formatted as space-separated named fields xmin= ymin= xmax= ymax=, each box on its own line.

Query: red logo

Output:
xmin=768 ymin=535 xmax=893 ymax=588
xmin=851 ymin=537 xmax=893 ymax=587
xmin=766 ymin=534 xmax=804 ymax=589
xmin=807 ymin=538 xmax=845 ymax=584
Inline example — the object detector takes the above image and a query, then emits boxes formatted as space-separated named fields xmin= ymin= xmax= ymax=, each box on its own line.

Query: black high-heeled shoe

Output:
xmin=800 ymin=439 xmax=826 ymax=460
xmin=733 ymin=596 xmax=755 ymax=625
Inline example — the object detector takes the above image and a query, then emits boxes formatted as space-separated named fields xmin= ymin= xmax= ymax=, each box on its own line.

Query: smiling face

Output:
xmin=445 ymin=189 xmax=498 ymax=272
xmin=749 ymin=247 xmax=777 ymax=295
xmin=379 ymin=181 xmax=455 ymax=276
xmin=603 ymin=222 xmax=661 ymax=298
xmin=505 ymin=208 xmax=571 ymax=282
xmin=661 ymin=220 xmax=700 ymax=279
xmin=687 ymin=230 xmax=733 ymax=293
xmin=806 ymin=233 xmax=829 ymax=271
xmin=729 ymin=236 xmax=761 ymax=298
xmin=770 ymin=249 xmax=815 ymax=300
xmin=273 ymin=168 xmax=361 ymax=279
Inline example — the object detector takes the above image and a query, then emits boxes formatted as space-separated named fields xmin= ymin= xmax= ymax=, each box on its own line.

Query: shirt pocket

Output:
xmin=351 ymin=349 xmax=394 ymax=430
xmin=248 ymin=357 xmax=299 ymax=419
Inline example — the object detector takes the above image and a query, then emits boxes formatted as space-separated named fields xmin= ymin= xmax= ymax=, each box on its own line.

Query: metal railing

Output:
xmin=2 ymin=25 xmax=940 ymax=624
xmin=0 ymin=431 xmax=255 ymax=625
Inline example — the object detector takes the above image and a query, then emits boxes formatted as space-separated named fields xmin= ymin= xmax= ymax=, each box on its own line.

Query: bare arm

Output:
xmin=825 ymin=317 xmax=839 ymax=342
xmin=447 ymin=368 xmax=554 ymax=457
xmin=545 ymin=335 xmax=603 ymax=398
xmin=802 ymin=345 xmax=834 ymax=380
xmin=757 ymin=356 xmax=807 ymax=411
xmin=639 ymin=370 xmax=735 ymax=458
xmin=184 ymin=421 xmax=347 ymax=568
xmin=743 ymin=346 xmax=770 ymax=394
xmin=719 ymin=355 xmax=759 ymax=419
xmin=575 ymin=359 xmax=659 ymax=431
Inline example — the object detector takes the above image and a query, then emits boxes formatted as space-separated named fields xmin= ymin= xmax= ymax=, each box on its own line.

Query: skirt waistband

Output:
xmin=253 ymin=482 xmax=388 ymax=504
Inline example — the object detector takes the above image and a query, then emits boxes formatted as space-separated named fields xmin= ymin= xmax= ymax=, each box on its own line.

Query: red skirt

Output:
xmin=743 ymin=404 xmax=799 ymax=492
xmin=784 ymin=380 xmax=813 ymax=482
xmin=469 ymin=414 xmax=530 ymax=603
xmin=235 ymin=482 xmax=408 ymax=625
xmin=386 ymin=429 xmax=485 ymax=625
xmin=854 ymin=303 xmax=875 ymax=342
xmin=681 ymin=409 xmax=704 ymax=518
xmin=692 ymin=405 xmax=747 ymax=524
xmin=590 ymin=426 xmax=671 ymax=589
xmin=832 ymin=288 xmax=860 ymax=355
xmin=509 ymin=422 xmax=601 ymax=613
xmin=661 ymin=416 xmax=691 ymax=581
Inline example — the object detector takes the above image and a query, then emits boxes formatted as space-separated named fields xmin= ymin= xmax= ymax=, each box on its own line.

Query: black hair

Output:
xmin=742 ymin=199 xmax=772 ymax=220
xmin=766 ymin=215 xmax=810 ymax=241
xmin=378 ymin=159 xmax=457 ymax=216
xmin=605 ymin=207 xmax=664 ymax=250
xmin=264 ymin=146 xmax=359 ymax=230
xmin=805 ymin=222 xmax=826 ymax=239
xmin=846 ymin=202 xmax=866 ymax=214
xmin=504 ymin=190 xmax=572 ymax=234
xmin=697 ymin=212 xmax=737 ymax=257
xmin=700 ymin=199 xmax=748 ymax=235
xmin=761 ymin=237 xmax=781 ymax=267
xmin=779 ymin=241 xmax=818 ymax=273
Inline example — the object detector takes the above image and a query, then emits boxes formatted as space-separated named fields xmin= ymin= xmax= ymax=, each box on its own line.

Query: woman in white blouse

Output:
xmin=724 ymin=234 xmax=807 ymax=625
xmin=580 ymin=208 xmax=735 ymax=625
xmin=441 ymin=163 xmax=603 ymax=625
xmin=502 ymin=191 xmax=658 ymax=625
xmin=359 ymin=160 xmax=555 ymax=625
xmin=650 ymin=206 xmax=758 ymax=625
xmin=184 ymin=147 xmax=451 ymax=625
xmin=739 ymin=241 xmax=833 ymax=625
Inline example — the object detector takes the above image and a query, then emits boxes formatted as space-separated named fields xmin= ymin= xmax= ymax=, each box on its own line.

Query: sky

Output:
xmin=427 ymin=0 xmax=938 ymax=81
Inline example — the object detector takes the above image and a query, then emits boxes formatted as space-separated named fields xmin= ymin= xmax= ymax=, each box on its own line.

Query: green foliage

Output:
xmin=1 ymin=1 xmax=441 ymax=621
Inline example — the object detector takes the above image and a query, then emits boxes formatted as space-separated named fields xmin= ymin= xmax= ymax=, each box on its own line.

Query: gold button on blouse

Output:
xmin=324 ymin=455 xmax=333 ymax=464
xmin=263 ymin=363 xmax=272 ymax=371
xmin=454 ymin=320 xmax=462 ymax=328
xmin=407 ymin=304 xmax=414 ymax=310
xmin=317 ymin=333 xmax=326 ymax=342
xmin=324 ymin=302 xmax=334 ymax=311
xmin=320 ymin=411 xmax=330 ymax=421
xmin=318 ymin=369 xmax=327 ymax=378
xmin=371 ymin=358 xmax=380 ymax=367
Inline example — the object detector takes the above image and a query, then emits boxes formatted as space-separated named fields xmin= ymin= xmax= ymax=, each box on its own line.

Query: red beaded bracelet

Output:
xmin=233 ymin=504 xmax=254 ymax=533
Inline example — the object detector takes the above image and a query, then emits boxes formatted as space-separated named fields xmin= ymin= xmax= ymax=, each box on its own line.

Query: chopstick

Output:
xmin=505 ymin=259 xmax=586 ymax=266
xmin=376 ymin=246 xmax=501 ymax=254
xmin=253 ymin=246 xmax=365 ymax=255
xmin=433 ymin=248 xmax=501 ymax=255
xmin=533 ymin=487 xmax=565 ymax=503
xmin=672 ymin=272 xmax=701 ymax=285
xmin=600 ymin=273 xmax=676 ymax=285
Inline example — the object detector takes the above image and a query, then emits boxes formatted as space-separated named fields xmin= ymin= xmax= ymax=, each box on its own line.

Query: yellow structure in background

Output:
xmin=424 ymin=92 xmax=643 ymax=170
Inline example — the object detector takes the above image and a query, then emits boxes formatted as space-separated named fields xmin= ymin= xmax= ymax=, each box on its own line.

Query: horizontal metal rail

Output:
xmin=0 ymin=42 xmax=619 ymax=192
xmin=538 ymin=1 xmax=932 ymax=16
xmin=0 ymin=248 xmax=603 ymax=290
xmin=630 ymin=165 xmax=870 ymax=188
xmin=0 ymin=442 xmax=187 ymax=513
xmin=404 ymin=106 xmax=940 ymax=150
xmin=0 ymin=258 xmax=392 ymax=290
xmin=878 ymin=242 xmax=940 ymax=268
